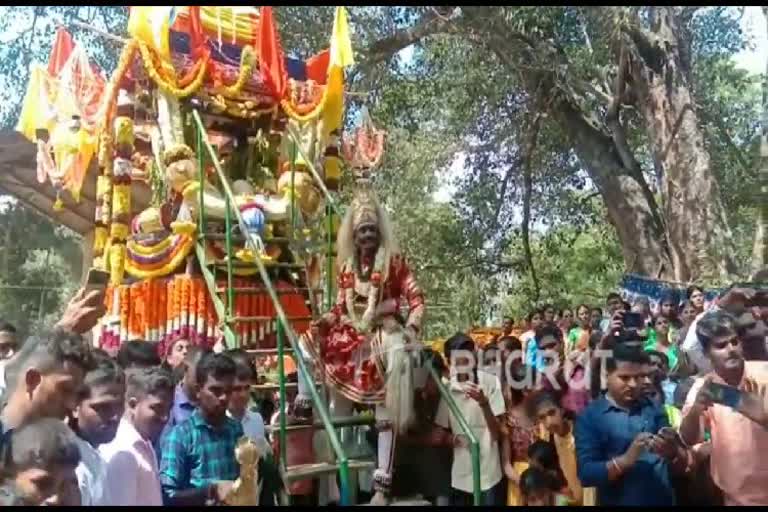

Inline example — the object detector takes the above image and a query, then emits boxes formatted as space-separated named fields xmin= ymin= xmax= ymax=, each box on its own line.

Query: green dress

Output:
xmin=644 ymin=328 xmax=679 ymax=371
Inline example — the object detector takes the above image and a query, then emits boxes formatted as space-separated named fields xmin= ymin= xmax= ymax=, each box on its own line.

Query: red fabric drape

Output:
xmin=258 ymin=6 xmax=287 ymax=99
xmin=188 ymin=6 xmax=206 ymax=59
xmin=48 ymin=27 xmax=75 ymax=77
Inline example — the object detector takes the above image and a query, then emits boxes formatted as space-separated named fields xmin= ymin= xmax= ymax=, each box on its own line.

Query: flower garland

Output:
xmin=210 ymin=45 xmax=255 ymax=97
xmin=345 ymin=247 xmax=386 ymax=333
xmin=94 ymin=40 xmax=136 ymax=269
xmin=108 ymin=92 xmax=134 ymax=285
xmin=138 ymin=41 xmax=208 ymax=98
xmin=280 ymin=80 xmax=329 ymax=123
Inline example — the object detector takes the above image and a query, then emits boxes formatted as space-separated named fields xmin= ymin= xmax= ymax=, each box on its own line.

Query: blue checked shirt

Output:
xmin=159 ymin=409 xmax=243 ymax=501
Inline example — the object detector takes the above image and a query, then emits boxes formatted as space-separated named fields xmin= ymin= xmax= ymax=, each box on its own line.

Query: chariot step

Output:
xmin=266 ymin=414 xmax=375 ymax=433
xmin=281 ymin=459 xmax=375 ymax=483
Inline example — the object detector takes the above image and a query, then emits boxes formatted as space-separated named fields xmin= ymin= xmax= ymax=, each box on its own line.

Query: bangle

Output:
xmin=610 ymin=458 xmax=624 ymax=473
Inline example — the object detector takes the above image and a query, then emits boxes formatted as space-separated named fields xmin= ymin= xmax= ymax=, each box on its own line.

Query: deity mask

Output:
xmin=354 ymin=222 xmax=380 ymax=252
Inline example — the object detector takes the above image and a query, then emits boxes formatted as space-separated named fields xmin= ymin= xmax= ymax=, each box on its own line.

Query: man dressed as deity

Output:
xmin=298 ymin=181 xmax=425 ymax=504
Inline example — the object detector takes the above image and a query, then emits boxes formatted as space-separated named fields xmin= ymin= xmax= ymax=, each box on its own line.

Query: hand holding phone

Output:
xmin=84 ymin=268 xmax=110 ymax=293
xmin=705 ymin=381 xmax=742 ymax=409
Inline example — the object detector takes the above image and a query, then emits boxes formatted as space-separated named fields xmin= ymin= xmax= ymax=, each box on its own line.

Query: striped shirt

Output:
xmin=159 ymin=409 xmax=243 ymax=501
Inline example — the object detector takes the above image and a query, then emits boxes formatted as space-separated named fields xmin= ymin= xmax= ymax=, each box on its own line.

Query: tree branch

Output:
xmin=521 ymin=112 xmax=544 ymax=303
xmin=606 ymin=42 xmax=643 ymax=175
xmin=358 ymin=8 xmax=456 ymax=69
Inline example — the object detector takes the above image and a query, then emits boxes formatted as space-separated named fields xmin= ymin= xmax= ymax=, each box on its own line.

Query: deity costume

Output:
xmin=298 ymin=184 xmax=425 ymax=502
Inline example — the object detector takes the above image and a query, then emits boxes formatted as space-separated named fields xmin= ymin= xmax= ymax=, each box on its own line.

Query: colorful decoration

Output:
xmin=100 ymin=275 xmax=312 ymax=355
xmin=108 ymin=91 xmax=135 ymax=285
xmin=342 ymin=108 xmax=386 ymax=174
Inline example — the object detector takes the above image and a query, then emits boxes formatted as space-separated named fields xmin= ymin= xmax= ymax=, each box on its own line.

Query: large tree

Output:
xmin=336 ymin=6 xmax=760 ymax=285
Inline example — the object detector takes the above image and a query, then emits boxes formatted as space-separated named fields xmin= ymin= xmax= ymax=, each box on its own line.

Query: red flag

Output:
xmin=48 ymin=27 xmax=74 ymax=77
xmin=306 ymin=49 xmax=330 ymax=85
xmin=258 ymin=6 xmax=287 ymax=99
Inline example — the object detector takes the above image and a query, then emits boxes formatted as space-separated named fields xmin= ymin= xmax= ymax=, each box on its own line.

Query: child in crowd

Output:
xmin=270 ymin=355 xmax=316 ymax=504
xmin=527 ymin=390 xmax=596 ymax=505
xmin=71 ymin=354 xmax=126 ymax=505
xmin=0 ymin=417 xmax=81 ymax=505
xmin=527 ymin=440 xmax=570 ymax=505
xmin=519 ymin=466 xmax=559 ymax=506
xmin=100 ymin=367 xmax=174 ymax=506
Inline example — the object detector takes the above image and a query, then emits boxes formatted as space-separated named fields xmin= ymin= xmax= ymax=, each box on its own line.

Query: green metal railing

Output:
xmin=425 ymin=361 xmax=482 ymax=505
xmin=191 ymin=110 xmax=353 ymax=505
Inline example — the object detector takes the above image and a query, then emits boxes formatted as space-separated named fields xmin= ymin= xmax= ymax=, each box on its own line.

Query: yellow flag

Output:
xmin=323 ymin=7 xmax=355 ymax=137
xmin=329 ymin=6 xmax=355 ymax=68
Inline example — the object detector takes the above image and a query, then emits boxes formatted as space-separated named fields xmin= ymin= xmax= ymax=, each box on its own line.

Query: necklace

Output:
xmin=345 ymin=247 xmax=385 ymax=332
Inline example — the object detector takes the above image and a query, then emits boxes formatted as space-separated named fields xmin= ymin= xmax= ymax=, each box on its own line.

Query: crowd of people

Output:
xmin=0 ymin=289 xmax=282 ymax=506
xmin=0 ymin=280 xmax=766 ymax=506
xmin=386 ymin=283 xmax=767 ymax=506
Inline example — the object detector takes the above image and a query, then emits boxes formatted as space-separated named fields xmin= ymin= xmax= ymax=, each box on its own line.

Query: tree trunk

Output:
xmin=554 ymin=99 xmax=672 ymax=278
xmin=750 ymin=7 xmax=768 ymax=276
xmin=630 ymin=7 xmax=737 ymax=282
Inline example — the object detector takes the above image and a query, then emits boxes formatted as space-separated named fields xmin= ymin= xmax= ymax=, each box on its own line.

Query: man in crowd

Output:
xmin=116 ymin=340 xmax=162 ymax=370
xmin=226 ymin=349 xmax=266 ymax=446
xmin=575 ymin=345 xmax=688 ymax=506
xmin=0 ymin=329 xmax=92 ymax=431
xmin=600 ymin=293 xmax=625 ymax=334
xmin=680 ymin=310 xmax=768 ymax=506
xmin=435 ymin=333 xmax=506 ymax=505
xmin=71 ymin=354 xmax=125 ymax=505
xmin=159 ymin=352 xmax=241 ymax=506
xmin=100 ymin=366 xmax=175 ymax=506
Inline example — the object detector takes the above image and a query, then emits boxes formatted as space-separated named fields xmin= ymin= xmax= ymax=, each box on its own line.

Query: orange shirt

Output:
xmin=682 ymin=361 xmax=768 ymax=506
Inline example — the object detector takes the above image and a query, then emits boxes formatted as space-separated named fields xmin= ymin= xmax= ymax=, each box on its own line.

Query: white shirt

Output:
xmin=99 ymin=418 xmax=163 ymax=506
xmin=228 ymin=406 xmax=266 ymax=446
xmin=75 ymin=437 xmax=112 ymax=506
xmin=435 ymin=371 xmax=506 ymax=493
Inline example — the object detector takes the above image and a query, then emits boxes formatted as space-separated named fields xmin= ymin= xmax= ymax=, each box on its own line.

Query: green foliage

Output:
xmin=0 ymin=202 xmax=81 ymax=336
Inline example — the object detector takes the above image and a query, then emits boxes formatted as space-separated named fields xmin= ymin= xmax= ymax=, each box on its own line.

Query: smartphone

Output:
xmin=84 ymin=268 xmax=110 ymax=293
xmin=657 ymin=427 xmax=686 ymax=448
xmin=706 ymin=381 xmax=742 ymax=409
xmin=622 ymin=312 xmax=644 ymax=330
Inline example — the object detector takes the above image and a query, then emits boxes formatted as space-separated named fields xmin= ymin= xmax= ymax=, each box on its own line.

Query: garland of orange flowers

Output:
xmin=138 ymin=41 xmax=208 ymax=98
xmin=280 ymin=80 xmax=329 ymax=122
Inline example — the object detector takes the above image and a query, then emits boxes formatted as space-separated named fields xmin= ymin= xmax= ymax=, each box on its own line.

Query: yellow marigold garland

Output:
xmin=138 ymin=41 xmax=208 ymax=98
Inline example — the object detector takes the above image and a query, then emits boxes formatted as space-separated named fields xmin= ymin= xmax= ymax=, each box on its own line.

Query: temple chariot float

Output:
xmin=16 ymin=6 xmax=367 ymax=357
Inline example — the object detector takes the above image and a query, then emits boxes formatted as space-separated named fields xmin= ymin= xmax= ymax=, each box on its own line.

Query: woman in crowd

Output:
xmin=521 ymin=310 xmax=544 ymax=355
xmin=686 ymin=286 xmax=706 ymax=316
xmin=645 ymin=315 xmax=680 ymax=373
xmin=501 ymin=364 xmax=540 ymax=506
xmin=558 ymin=308 xmax=575 ymax=338
xmin=566 ymin=305 xmax=591 ymax=358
